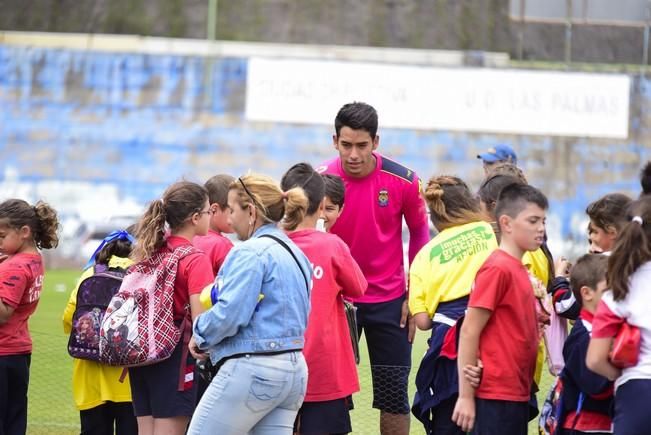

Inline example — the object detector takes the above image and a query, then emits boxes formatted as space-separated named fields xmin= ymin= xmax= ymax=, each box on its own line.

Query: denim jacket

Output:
xmin=193 ymin=224 xmax=312 ymax=364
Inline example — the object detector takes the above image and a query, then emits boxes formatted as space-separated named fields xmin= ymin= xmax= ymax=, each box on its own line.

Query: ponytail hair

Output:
xmin=608 ymin=197 xmax=651 ymax=301
xmin=423 ymin=176 xmax=483 ymax=231
xmin=0 ymin=199 xmax=59 ymax=249
xmin=280 ymin=163 xmax=325 ymax=230
xmin=231 ymin=174 xmax=308 ymax=231
xmin=132 ymin=181 xmax=208 ymax=262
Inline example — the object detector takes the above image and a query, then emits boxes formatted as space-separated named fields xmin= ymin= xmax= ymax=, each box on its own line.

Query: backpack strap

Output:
xmin=259 ymin=234 xmax=309 ymax=293
xmin=176 ymin=312 xmax=193 ymax=392
xmin=165 ymin=245 xmax=200 ymax=392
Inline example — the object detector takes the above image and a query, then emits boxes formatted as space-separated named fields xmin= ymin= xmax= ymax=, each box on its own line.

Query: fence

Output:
xmin=28 ymin=270 xmax=553 ymax=434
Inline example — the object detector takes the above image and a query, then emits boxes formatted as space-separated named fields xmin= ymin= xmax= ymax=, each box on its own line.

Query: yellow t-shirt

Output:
xmin=523 ymin=248 xmax=551 ymax=386
xmin=409 ymin=221 xmax=498 ymax=317
xmin=62 ymin=256 xmax=133 ymax=410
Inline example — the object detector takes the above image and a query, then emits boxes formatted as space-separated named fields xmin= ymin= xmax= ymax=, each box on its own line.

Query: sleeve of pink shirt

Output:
xmin=332 ymin=238 xmax=367 ymax=299
xmin=403 ymin=174 xmax=430 ymax=265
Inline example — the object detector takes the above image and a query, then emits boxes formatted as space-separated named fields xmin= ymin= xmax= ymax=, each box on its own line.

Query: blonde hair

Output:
xmin=231 ymin=174 xmax=308 ymax=229
xmin=423 ymin=176 xmax=484 ymax=231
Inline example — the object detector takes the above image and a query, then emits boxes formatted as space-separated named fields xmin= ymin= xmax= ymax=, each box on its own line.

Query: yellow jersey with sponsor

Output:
xmin=523 ymin=247 xmax=552 ymax=386
xmin=409 ymin=221 xmax=498 ymax=317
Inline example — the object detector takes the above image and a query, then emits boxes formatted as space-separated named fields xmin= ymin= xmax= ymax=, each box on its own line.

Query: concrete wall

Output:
xmin=0 ymin=33 xmax=649 ymax=259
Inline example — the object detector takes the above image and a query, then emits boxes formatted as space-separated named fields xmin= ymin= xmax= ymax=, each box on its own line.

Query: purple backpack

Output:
xmin=67 ymin=264 xmax=126 ymax=361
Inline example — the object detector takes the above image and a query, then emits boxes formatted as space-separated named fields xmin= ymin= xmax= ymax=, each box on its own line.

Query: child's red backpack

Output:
xmin=68 ymin=264 xmax=126 ymax=361
xmin=609 ymin=321 xmax=641 ymax=368
xmin=99 ymin=245 xmax=197 ymax=367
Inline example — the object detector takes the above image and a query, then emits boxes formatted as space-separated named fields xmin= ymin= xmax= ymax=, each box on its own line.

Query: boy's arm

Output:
xmin=549 ymin=276 xmax=580 ymax=320
xmin=587 ymin=299 xmax=624 ymax=382
xmin=333 ymin=239 xmax=367 ymax=299
xmin=565 ymin=330 xmax=612 ymax=395
xmin=453 ymin=306 xmax=492 ymax=432
xmin=586 ymin=337 xmax=621 ymax=382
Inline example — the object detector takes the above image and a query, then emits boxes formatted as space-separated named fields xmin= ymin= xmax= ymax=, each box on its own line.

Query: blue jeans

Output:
xmin=188 ymin=351 xmax=308 ymax=435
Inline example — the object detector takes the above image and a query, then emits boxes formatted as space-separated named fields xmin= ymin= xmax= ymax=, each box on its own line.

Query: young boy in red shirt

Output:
xmin=453 ymin=183 xmax=548 ymax=434
xmin=193 ymin=174 xmax=235 ymax=277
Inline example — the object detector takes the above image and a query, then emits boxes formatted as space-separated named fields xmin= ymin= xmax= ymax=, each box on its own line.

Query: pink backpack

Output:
xmin=99 ymin=245 xmax=197 ymax=367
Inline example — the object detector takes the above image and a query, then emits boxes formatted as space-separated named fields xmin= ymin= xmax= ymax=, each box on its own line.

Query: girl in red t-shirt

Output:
xmin=127 ymin=181 xmax=214 ymax=435
xmin=0 ymin=199 xmax=59 ymax=435
xmin=281 ymin=163 xmax=367 ymax=435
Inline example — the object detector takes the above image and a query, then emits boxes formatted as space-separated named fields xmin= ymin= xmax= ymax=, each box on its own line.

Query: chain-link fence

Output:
xmin=27 ymin=333 xmax=554 ymax=435
xmin=27 ymin=330 xmax=78 ymax=435
xmin=27 ymin=274 xmax=554 ymax=434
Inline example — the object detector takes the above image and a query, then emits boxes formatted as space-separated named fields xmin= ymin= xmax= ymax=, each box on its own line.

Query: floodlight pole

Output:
xmin=208 ymin=0 xmax=218 ymax=42
xmin=517 ymin=0 xmax=525 ymax=61
xmin=643 ymin=0 xmax=651 ymax=75
xmin=205 ymin=0 xmax=219 ymax=110
xmin=564 ymin=0 xmax=573 ymax=67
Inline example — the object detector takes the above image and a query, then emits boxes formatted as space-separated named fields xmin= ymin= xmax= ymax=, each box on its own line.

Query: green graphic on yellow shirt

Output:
xmin=429 ymin=226 xmax=494 ymax=264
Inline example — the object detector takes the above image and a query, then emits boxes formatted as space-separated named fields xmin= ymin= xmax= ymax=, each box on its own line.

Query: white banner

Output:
xmin=245 ymin=57 xmax=630 ymax=139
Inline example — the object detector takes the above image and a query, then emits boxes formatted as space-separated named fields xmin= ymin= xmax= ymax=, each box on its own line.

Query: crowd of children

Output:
xmin=1 ymin=102 xmax=650 ymax=435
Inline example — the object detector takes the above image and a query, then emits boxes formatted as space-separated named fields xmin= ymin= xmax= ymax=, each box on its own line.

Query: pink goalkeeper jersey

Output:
xmin=317 ymin=152 xmax=430 ymax=303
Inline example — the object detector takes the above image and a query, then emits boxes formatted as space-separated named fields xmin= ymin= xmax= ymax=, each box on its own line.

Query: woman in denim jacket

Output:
xmin=188 ymin=173 xmax=312 ymax=435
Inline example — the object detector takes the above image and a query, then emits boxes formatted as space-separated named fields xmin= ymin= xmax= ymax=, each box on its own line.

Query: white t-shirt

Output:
xmin=593 ymin=261 xmax=651 ymax=389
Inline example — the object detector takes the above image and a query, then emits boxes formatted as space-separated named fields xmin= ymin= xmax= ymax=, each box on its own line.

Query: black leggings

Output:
xmin=0 ymin=354 xmax=31 ymax=435
xmin=80 ymin=401 xmax=138 ymax=435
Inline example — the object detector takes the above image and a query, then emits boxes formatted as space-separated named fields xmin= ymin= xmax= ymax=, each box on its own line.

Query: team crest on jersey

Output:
xmin=378 ymin=189 xmax=389 ymax=207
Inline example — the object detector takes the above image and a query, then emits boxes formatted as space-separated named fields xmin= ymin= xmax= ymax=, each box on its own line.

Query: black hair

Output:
xmin=494 ymin=184 xmax=548 ymax=224
xmin=281 ymin=163 xmax=325 ymax=219
xmin=641 ymin=161 xmax=651 ymax=196
xmin=334 ymin=102 xmax=378 ymax=138
xmin=95 ymin=239 xmax=133 ymax=265
xmin=323 ymin=174 xmax=345 ymax=208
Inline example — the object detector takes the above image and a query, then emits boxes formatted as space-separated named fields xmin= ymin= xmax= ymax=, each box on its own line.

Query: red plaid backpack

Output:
xmin=99 ymin=245 xmax=197 ymax=367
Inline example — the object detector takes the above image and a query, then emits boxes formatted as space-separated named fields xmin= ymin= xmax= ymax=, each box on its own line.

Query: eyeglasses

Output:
xmin=239 ymin=177 xmax=263 ymax=210
xmin=198 ymin=209 xmax=213 ymax=216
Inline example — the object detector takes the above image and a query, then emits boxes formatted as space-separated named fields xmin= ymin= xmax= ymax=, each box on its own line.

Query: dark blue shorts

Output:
xmin=294 ymin=397 xmax=353 ymax=434
xmin=129 ymin=340 xmax=197 ymax=418
xmin=356 ymin=294 xmax=411 ymax=414
xmin=613 ymin=379 xmax=651 ymax=435
xmin=472 ymin=398 xmax=529 ymax=435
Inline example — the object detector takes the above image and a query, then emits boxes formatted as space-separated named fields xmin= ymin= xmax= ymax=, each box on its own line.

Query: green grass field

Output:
xmin=27 ymin=270 xmax=550 ymax=434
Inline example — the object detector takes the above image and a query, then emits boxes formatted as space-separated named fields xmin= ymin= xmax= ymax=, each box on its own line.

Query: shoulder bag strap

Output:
xmin=259 ymin=234 xmax=309 ymax=293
